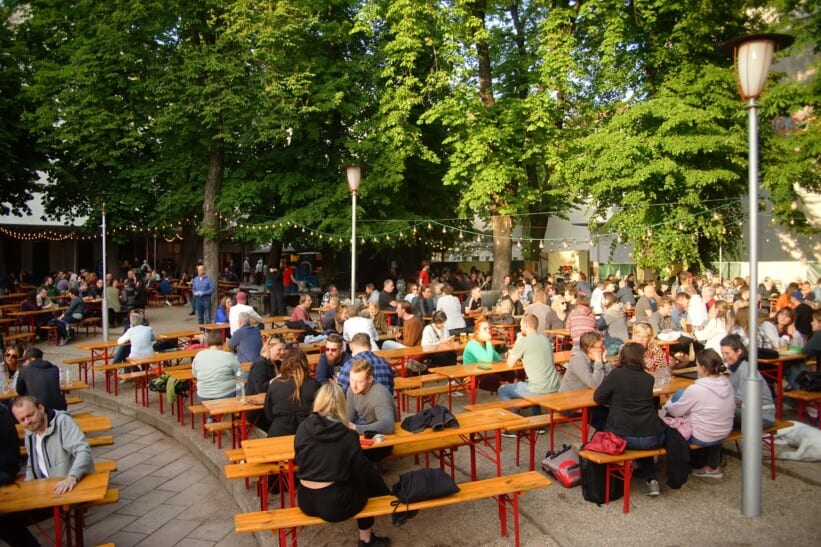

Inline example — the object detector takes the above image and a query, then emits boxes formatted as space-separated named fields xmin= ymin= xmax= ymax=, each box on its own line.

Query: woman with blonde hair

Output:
xmin=694 ymin=300 xmax=733 ymax=353
xmin=264 ymin=348 xmax=320 ymax=437
xmin=294 ymin=383 xmax=391 ymax=547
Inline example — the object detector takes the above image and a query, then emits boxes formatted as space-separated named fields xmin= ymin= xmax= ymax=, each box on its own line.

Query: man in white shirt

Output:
xmin=342 ymin=305 xmax=380 ymax=351
xmin=435 ymin=284 xmax=466 ymax=334
xmin=228 ymin=291 xmax=263 ymax=335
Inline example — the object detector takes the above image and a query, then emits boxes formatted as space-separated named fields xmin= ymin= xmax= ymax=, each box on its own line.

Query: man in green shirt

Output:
xmin=498 ymin=314 xmax=559 ymax=421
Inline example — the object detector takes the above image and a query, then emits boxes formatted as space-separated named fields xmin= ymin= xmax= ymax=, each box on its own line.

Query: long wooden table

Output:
xmin=201 ymin=393 xmax=265 ymax=446
xmin=0 ymin=471 xmax=110 ymax=547
xmin=16 ymin=413 xmax=112 ymax=438
xmin=125 ymin=348 xmax=203 ymax=411
xmin=7 ymin=307 xmax=66 ymax=333
xmin=0 ymin=380 xmax=89 ymax=402
xmin=241 ymin=407 xmax=529 ymax=509
xmin=523 ymin=376 xmax=693 ymax=449
xmin=759 ymin=352 xmax=808 ymax=420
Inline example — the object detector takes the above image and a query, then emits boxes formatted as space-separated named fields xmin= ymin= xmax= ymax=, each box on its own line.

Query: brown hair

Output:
xmin=276 ymin=348 xmax=311 ymax=403
xmin=349 ymin=358 xmax=372 ymax=378
xmin=696 ymin=348 xmax=726 ymax=375
xmin=617 ymin=342 xmax=645 ymax=369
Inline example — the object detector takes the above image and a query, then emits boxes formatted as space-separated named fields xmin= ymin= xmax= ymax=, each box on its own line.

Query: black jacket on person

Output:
xmin=295 ymin=412 xmax=370 ymax=483
xmin=0 ymin=404 xmax=20 ymax=485
xmin=593 ymin=362 xmax=664 ymax=438
xmin=16 ymin=359 xmax=67 ymax=412
xmin=264 ymin=377 xmax=320 ymax=438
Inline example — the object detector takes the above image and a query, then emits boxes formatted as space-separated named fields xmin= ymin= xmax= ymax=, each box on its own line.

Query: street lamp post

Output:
xmin=346 ymin=165 xmax=362 ymax=305
xmin=100 ymin=199 xmax=109 ymax=342
xmin=724 ymin=32 xmax=792 ymax=517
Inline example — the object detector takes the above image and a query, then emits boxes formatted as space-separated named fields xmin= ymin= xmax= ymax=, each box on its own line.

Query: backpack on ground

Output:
xmin=579 ymin=444 xmax=623 ymax=505
xmin=541 ymin=444 xmax=581 ymax=488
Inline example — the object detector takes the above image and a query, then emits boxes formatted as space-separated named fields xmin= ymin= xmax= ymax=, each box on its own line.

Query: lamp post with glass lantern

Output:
xmin=723 ymin=32 xmax=793 ymax=517
xmin=346 ymin=165 xmax=362 ymax=304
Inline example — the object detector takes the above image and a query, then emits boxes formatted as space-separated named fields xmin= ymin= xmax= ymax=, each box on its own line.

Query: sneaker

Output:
xmin=807 ymin=407 xmax=818 ymax=419
xmin=450 ymin=390 xmax=464 ymax=398
xmin=643 ymin=479 xmax=660 ymax=496
xmin=358 ymin=532 xmax=390 ymax=547
xmin=535 ymin=428 xmax=546 ymax=435
xmin=501 ymin=430 xmax=518 ymax=439
xmin=58 ymin=337 xmax=68 ymax=346
xmin=188 ymin=311 xmax=196 ymax=316
xmin=165 ymin=300 xmax=172 ymax=307
xmin=692 ymin=466 xmax=724 ymax=479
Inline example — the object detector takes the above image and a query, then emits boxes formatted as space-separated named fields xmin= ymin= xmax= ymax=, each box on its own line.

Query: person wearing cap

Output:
xmin=228 ymin=291 xmax=263 ymax=336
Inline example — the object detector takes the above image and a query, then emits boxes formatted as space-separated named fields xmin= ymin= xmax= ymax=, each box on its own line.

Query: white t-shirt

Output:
xmin=229 ymin=303 xmax=263 ymax=335
xmin=436 ymin=295 xmax=466 ymax=331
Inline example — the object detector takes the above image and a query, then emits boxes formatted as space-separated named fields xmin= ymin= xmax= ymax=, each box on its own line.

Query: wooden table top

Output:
xmin=429 ymin=360 xmax=522 ymax=380
xmin=1 ymin=380 xmax=89 ymax=401
xmin=240 ymin=408 xmax=529 ymax=464
xmin=75 ymin=340 xmax=123 ymax=351
xmin=376 ymin=339 xmax=467 ymax=360
xmin=0 ymin=471 xmax=110 ymax=515
xmin=8 ymin=307 xmax=67 ymax=317
xmin=201 ymin=393 xmax=265 ymax=416
xmin=157 ymin=330 xmax=202 ymax=340
xmin=544 ymin=328 xmax=570 ymax=337
xmin=759 ymin=352 xmax=808 ymax=364
xmin=260 ymin=328 xmax=305 ymax=337
xmin=199 ymin=323 xmax=230 ymax=331
xmin=524 ymin=376 xmax=693 ymax=411
xmin=16 ymin=414 xmax=112 ymax=437
xmin=127 ymin=348 xmax=202 ymax=367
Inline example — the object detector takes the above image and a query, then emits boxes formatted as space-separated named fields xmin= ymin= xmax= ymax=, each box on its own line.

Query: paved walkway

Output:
xmin=20 ymin=303 xmax=821 ymax=546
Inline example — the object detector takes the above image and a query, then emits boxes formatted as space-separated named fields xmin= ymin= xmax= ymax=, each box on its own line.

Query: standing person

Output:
xmin=498 ymin=315 xmax=559 ymax=419
xmin=13 ymin=396 xmax=93 ymax=492
xmin=54 ymin=286 xmax=84 ymax=345
xmin=294 ymin=384 xmax=391 ymax=547
xmin=192 ymin=331 xmax=240 ymax=403
xmin=435 ymin=284 xmax=466 ymax=334
xmin=264 ymin=349 xmax=320 ymax=437
xmin=228 ymin=312 xmax=263 ymax=365
xmin=315 ymin=334 xmax=352 ymax=385
xmin=594 ymin=342 xmax=666 ymax=497
xmin=417 ymin=260 xmax=430 ymax=288
xmin=16 ymin=347 xmax=67 ymax=412
xmin=267 ymin=262 xmax=284 ymax=316
xmin=664 ymin=349 xmax=735 ymax=479
xmin=242 ymin=256 xmax=251 ymax=283
xmin=381 ymin=301 xmax=422 ymax=350
xmin=720 ymin=334 xmax=775 ymax=429
xmin=192 ymin=264 xmax=215 ymax=325
xmin=281 ymin=260 xmax=295 ymax=294
xmin=104 ymin=278 xmax=122 ymax=327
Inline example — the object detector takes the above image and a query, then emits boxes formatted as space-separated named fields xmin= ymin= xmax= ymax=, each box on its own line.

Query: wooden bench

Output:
xmin=404 ymin=382 xmax=468 ymax=413
xmin=3 ymin=331 xmax=35 ymax=348
xmin=94 ymin=461 xmax=118 ymax=473
xmin=784 ymin=389 xmax=821 ymax=425
xmin=578 ymin=421 xmax=790 ymax=513
xmin=204 ymin=420 xmax=236 ymax=449
xmin=79 ymin=316 xmax=102 ymax=335
xmin=235 ymin=471 xmax=551 ymax=547
xmin=66 ymin=396 xmax=83 ymax=405
xmin=188 ymin=404 xmax=210 ymax=435
xmin=92 ymin=362 xmax=126 ymax=395
xmin=41 ymin=324 xmax=60 ymax=345
xmin=88 ymin=435 xmax=115 ymax=447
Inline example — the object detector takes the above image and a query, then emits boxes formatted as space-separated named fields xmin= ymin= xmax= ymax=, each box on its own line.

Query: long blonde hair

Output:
xmin=312 ymin=383 xmax=350 ymax=426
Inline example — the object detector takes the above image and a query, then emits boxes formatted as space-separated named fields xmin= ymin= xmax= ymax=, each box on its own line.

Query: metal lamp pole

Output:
xmin=724 ymin=32 xmax=793 ymax=517
xmin=346 ymin=165 xmax=362 ymax=305
xmin=101 ymin=200 xmax=109 ymax=341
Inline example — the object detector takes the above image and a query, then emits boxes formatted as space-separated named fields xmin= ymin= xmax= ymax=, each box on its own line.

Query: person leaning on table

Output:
xmin=295 ymin=383 xmax=392 ymax=547
xmin=1 ymin=401 xmax=43 ymax=547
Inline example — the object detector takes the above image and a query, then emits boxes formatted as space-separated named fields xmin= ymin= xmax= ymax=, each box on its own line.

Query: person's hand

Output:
xmin=348 ymin=422 xmax=357 ymax=431
xmin=54 ymin=475 xmax=78 ymax=495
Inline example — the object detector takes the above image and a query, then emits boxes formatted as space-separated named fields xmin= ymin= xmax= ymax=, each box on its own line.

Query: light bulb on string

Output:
xmin=539 ymin=240 xmax=544 ymax=250
xmin=517 ymin=240 xmax=522 ymax=249
xmin=790 ymin=200 xmax=798 ymax=211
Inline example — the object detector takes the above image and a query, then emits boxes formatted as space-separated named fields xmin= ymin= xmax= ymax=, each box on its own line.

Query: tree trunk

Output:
xmin=491 ymin=214 xmax=512 ymax=290
xmin=202 ymin=143 xmax=224 ymax=311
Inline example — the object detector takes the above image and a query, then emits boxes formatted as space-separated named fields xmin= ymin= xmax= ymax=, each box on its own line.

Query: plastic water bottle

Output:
xmin=235 ymin=369 xmax=246 ymax=403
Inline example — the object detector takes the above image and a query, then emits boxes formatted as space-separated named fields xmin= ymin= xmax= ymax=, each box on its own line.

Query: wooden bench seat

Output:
xmin=66 ymin=396 xmax=83 ymax=405
xmin=235 ymin=471 xmax=551 ymax=547
xmin=404 ymin=383 xmax=467 ymax=412
xmin=94 ymin=461 xmax=118 ymax=473
xmin=204 ymin=420 xmax=236 ymax=449
xmin=3 ymin=331 xmax=35 ymax=348
xmin=88 ymin=435 xmax=115 ymax=447
xmin=79 ymin=316 xmax=101 ymax=335
xmin=578 ymin=421 xmax=791 ymax=513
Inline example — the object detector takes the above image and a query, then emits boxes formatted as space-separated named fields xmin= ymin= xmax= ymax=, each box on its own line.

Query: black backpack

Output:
xmin=796 ymin=370 xmax=821 ymax=392
xmin=579 ymin=444 xmax=623 ymax=505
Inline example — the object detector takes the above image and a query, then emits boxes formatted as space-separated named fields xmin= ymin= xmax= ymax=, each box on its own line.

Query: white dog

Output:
xmin=774 ymin=420 xmax=821 ymax=461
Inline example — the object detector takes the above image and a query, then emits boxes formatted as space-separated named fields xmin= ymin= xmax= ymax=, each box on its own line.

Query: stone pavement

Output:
xmin=14 ymin=303 xmax=821 ymax=546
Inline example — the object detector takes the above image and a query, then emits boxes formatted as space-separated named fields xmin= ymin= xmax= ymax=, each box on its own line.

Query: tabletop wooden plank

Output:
xmin=0 ymin=471 xmax=109 ymax=514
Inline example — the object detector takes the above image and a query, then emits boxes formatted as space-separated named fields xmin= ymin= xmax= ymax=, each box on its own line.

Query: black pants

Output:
xmin=691 ymin=444 xmax=722 ymax=469
xmin=297 ymin=464 xmax=389 ymax=530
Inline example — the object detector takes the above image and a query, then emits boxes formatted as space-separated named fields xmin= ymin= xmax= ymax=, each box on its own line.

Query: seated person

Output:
xmin=112 ymin=311 xmax=156 ymax=371
xmin=594 ymin=342 xmax=666 ymax=497
xmin=214 ymin=296 xmax=232 ymax=324
xmin=264 ymin=349 xmax=320 ymax=437
xmin=720 ymin=334 xmax=775 ymax=429
xmin=337 ymin=333 xmax=394 ymax=395
xmin=560 ymin=331 xmax=611 ymax=429
xmin=380 ymin=301 xmax=422 ymax=350
xmin=228 ymin=312 xmax=263 ymax=365
xmin=246 ymin=335 xmax=286 ymax=431
xmin=13 ymin=395 xmax=93 ymax=492
xmin=462 ymin=318 xmax=515 ymax=393
xmin=16 ymin=347 xmax=66 ymax=412
xmin=632 ymin=322 xmax=669 ymax=372
xmin=421 ymin=311 xmax=456 ymax=366
xmin=664 ymin=349 xmax=735 ymax=479
xmin=192 ymin=331 xmax=241 ymax=404
xmin=295 ymin=384 xmax=391 ymax=547
xmin=54 ymin=286 xmax=84 ymax=345
xmin=315 ymin=334 xmax=351 ymax=385
xmin=498 ymin=314 xmax=560 ymax=419
xmin=346 ymin=359 xmax=395 ymax=461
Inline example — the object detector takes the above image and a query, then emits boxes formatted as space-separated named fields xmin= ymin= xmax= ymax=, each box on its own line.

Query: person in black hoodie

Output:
xmin=294 ymin=383 xmax=391 ymax=547
xmin=16 ymin=347 xmax=67 ymax=412
xmin=594 ymin=342 xmax=666 ymax=497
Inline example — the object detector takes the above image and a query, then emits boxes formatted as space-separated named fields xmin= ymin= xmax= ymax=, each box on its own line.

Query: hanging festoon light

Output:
xmin=723 ymin=31 xmax=793 ymax=519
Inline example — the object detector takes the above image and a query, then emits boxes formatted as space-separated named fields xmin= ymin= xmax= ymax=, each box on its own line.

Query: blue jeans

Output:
xmin=194 ymin=295 xmax=211 ymax=324
xmin=198 ymin=391 xmax=235 ymax=423
xmin=622 ymin=432 xmax=666 ymax=481
xmin=497 ymin=381 xmax=542 ymax=416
